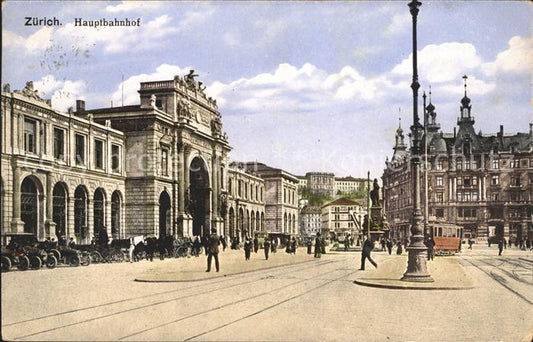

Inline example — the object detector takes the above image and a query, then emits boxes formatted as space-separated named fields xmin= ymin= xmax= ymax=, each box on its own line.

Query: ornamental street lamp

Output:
xmin=402 ymin=0 xmax=434 ymax=282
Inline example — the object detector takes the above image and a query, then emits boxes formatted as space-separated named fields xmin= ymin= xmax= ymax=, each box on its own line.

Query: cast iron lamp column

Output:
xmin=402 ymin=0 xmax=434 ymax=282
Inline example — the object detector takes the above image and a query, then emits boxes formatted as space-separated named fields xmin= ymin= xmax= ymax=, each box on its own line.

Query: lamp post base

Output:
xmin=401 ymin=246 xmax=434 ymax=282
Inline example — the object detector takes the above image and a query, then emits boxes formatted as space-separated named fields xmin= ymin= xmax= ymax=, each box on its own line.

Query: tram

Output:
xmin=427 ymin=223 xmax=462 ymax=253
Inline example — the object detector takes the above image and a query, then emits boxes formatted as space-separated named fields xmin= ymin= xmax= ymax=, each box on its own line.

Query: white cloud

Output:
xmin=392 ymin=42 xmax=483 ymax=84
xmin=32 ymin=75 xmax=87 ymax=111
xmin=110 ymin=64 xmax=187 ymax=106
xmin=483 ymin=36 xmax=533 ymax=76
xmin=3 ymin=27 xmax=53 ymax=54
xmin=383 ymin=12 xmax=410 ymax=37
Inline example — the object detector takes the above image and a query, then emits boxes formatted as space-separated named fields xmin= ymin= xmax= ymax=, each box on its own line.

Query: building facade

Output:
xmin=382 ymin=82 xmax=533 ymax=243
xmin=321 ymin=198 xmax=366 ymax=239
xmin=2 ymin=72 xmax=232 ymax=242
xmin=1 ymin=82 xmax=127 ymax=243
xmin=334 ymin=176 xmax=367 ymax=195
xmin=299 ymin=205 xmax=321 ymax=238
xmin=244 ymin=162 xmax=299 ymax=235
xmin=226 ymin=162 xmax=265 ymax=240
xmin=306 ymin=172 xmax=335 ymax=197
xmin=89 ymin=73 xmax=231 ymax=238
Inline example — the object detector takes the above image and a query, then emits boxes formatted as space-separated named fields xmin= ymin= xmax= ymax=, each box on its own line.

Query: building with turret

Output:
xmin=382 ymin=76 xmax=533 ymax=243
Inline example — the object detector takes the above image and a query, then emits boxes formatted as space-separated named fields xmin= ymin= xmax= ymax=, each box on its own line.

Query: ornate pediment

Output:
xmin=15 ymin=81 xmax=51 ymax=106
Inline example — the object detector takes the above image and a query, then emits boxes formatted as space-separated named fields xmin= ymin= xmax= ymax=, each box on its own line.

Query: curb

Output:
xmin=353 ymin=279 xmax=474 ymax=291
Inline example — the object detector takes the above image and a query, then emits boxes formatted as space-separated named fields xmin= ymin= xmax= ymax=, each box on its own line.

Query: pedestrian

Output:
xmin=129 ymin=238 xmax=135 ymax=263
xmin=468 ymin=238 xmax=473 ymax=250
xmin=307 ymin=239 xmax=312 ymax=254
xmin=158 ymin=235 xmax=166 ymax=260
xmin=396 ymin=241 xmax=403 ymax=255
xmin=380 ymin=238 xmax=386 ymax=252
xmin=503 ymin=238 xmax=507 ymax=249
xmin=360 ymin=238 xmax=377 ymax=270
xmin=426 ymin=236 xmax=435 ymax=261
xmin=193 ymin=236 xmax=201 ymax=256
xmin=68 ymin=237 xmax=76 ymax=248
xmin=291 ymin=237 xmax=297 ymax=255
xmin=244 ymin=237 xmax=252 ymax=260
xmin=272 ymin=238 xmax=277 ymax=253
xmin=253 ymin=236 xmax=259 ymax=253
xmin=314 ymin=233 xmax=322 ymax=258
xmin=321 ymin=237 xmax=326 ymax=255
xmin=220 ymin=235 xmax=227 ymax=252
xmin=206 ymin=227 xmax=220 ymax=272
xmin=498 ymin=239 xmax=504 ymax=256
xmin=264 ymin=239 xmax=271 ymax=260
xmin=202 ymin=234 xmax=209 ymax=255
xmin=386 ymin=239 xmax=393 ymax=255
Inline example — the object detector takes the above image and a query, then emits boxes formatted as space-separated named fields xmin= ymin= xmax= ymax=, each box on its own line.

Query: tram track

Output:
xmin=477 ymin=258 xmax=533 ymax=286
xmin=4 ymin=258 xmax=332 ymax=328
xmin=180 ymin=268 xmax=359 ymax=342
xmin=9 ymin=259 xmax=343 ymax=341
xmin=461 ymin=256 xmax=533 ymax=305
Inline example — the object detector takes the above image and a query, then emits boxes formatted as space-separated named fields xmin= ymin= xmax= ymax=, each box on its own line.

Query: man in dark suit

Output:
xmin=206 ymin=227 xmax=220 ymax=272
xmin=263 ymin=239 xmax=271 ymax=260
xmin=360 ymin=238 xmax=377 ymax=270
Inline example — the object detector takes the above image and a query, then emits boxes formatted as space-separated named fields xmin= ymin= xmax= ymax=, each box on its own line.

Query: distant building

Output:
xmin=321 ymin=198 xmax=366 ymax=239
xmin=244 ymin=162 xmax=299 ymax=235
xmin=299 ymin=205 xmax=321 ymax=237
xmin=382 ymin=79 xmax=533 ymax=243
xmin=334 ymin=176 xmax=367 ymax=195
xmin=226 ymin=162 xmax=265 ymax=240
xmin=306 ymin=172 xmax=335 ymax=197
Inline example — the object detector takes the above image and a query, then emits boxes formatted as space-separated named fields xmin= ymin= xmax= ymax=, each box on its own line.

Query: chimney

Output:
xmin=499 ymin=125 xmax=503 ymax=137
xmin=76 ymin=100 xmax=85 ymax=113
xmin=529 ymin=123 xmax=532 ymax=136
xmin=453 ymin=127 xmax=456 ymax=139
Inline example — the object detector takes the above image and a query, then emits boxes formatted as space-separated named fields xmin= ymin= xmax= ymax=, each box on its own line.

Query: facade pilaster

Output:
xmin=11 ymin=165 xmax=24 ymax=232
xmin=45 ymin=172 xmax=56 ymax=238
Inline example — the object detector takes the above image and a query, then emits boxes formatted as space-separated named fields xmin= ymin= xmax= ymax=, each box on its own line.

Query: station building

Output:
xmin=2 ymin=72 xmax=231 ymax=242
xmin=244 ymin=162 xmax=299 ymax=235
xmin=1 ymin=82 xmax=126 ymax=243
xmin=226 ymin=162 xmax=265 ymax=240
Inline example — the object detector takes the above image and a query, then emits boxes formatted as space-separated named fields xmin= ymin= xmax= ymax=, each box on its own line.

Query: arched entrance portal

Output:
xmin=159 ymin=191 xmax=171 ymax=237
xmin=53 ymin=183 xmax=67 ymax=238
xmin=93 ymin=188 xmax=106 ymax=236
xmin=228 ymin=207 xmax=235 ymax=238
xmin=189 ymin=157 xmax=210 ymax=236
xmin=74 ymin=186 xmax=88 ymax=241
xmin=21 ymin=177 xmax=38 ymax=234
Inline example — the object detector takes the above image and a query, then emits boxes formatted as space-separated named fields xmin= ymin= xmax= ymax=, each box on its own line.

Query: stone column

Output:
xmin=11 ymin=166 xmax=25 ymax=232
xmin=45 ymin=172 xmax=56 ymax=238
xmin=177 ymin=143 xmax=185 ymax=215
xmin=482 ymin=176 xmax=486 ymax=201
xmin=105 ymin=198 xmax=112 ymax=239
xmin=211 ymin=153 xmax=219 ymax=226
xmin=452 ymin=178 xmax=457 ymax=201
xmin=478 ymin=177 xmax=482 ymax=201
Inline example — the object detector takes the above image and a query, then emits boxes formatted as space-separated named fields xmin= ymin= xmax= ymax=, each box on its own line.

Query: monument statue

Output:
xmin=370 ymin=178 xmax=380 ymax=207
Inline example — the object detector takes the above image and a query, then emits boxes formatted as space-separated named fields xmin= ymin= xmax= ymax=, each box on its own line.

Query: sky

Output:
xmin=2 ymin=1 xmax=532 ymax=179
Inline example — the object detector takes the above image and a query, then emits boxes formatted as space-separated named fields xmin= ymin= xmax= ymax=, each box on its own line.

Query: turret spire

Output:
xmin=462 ymin=74 xmax=468 ymax=97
